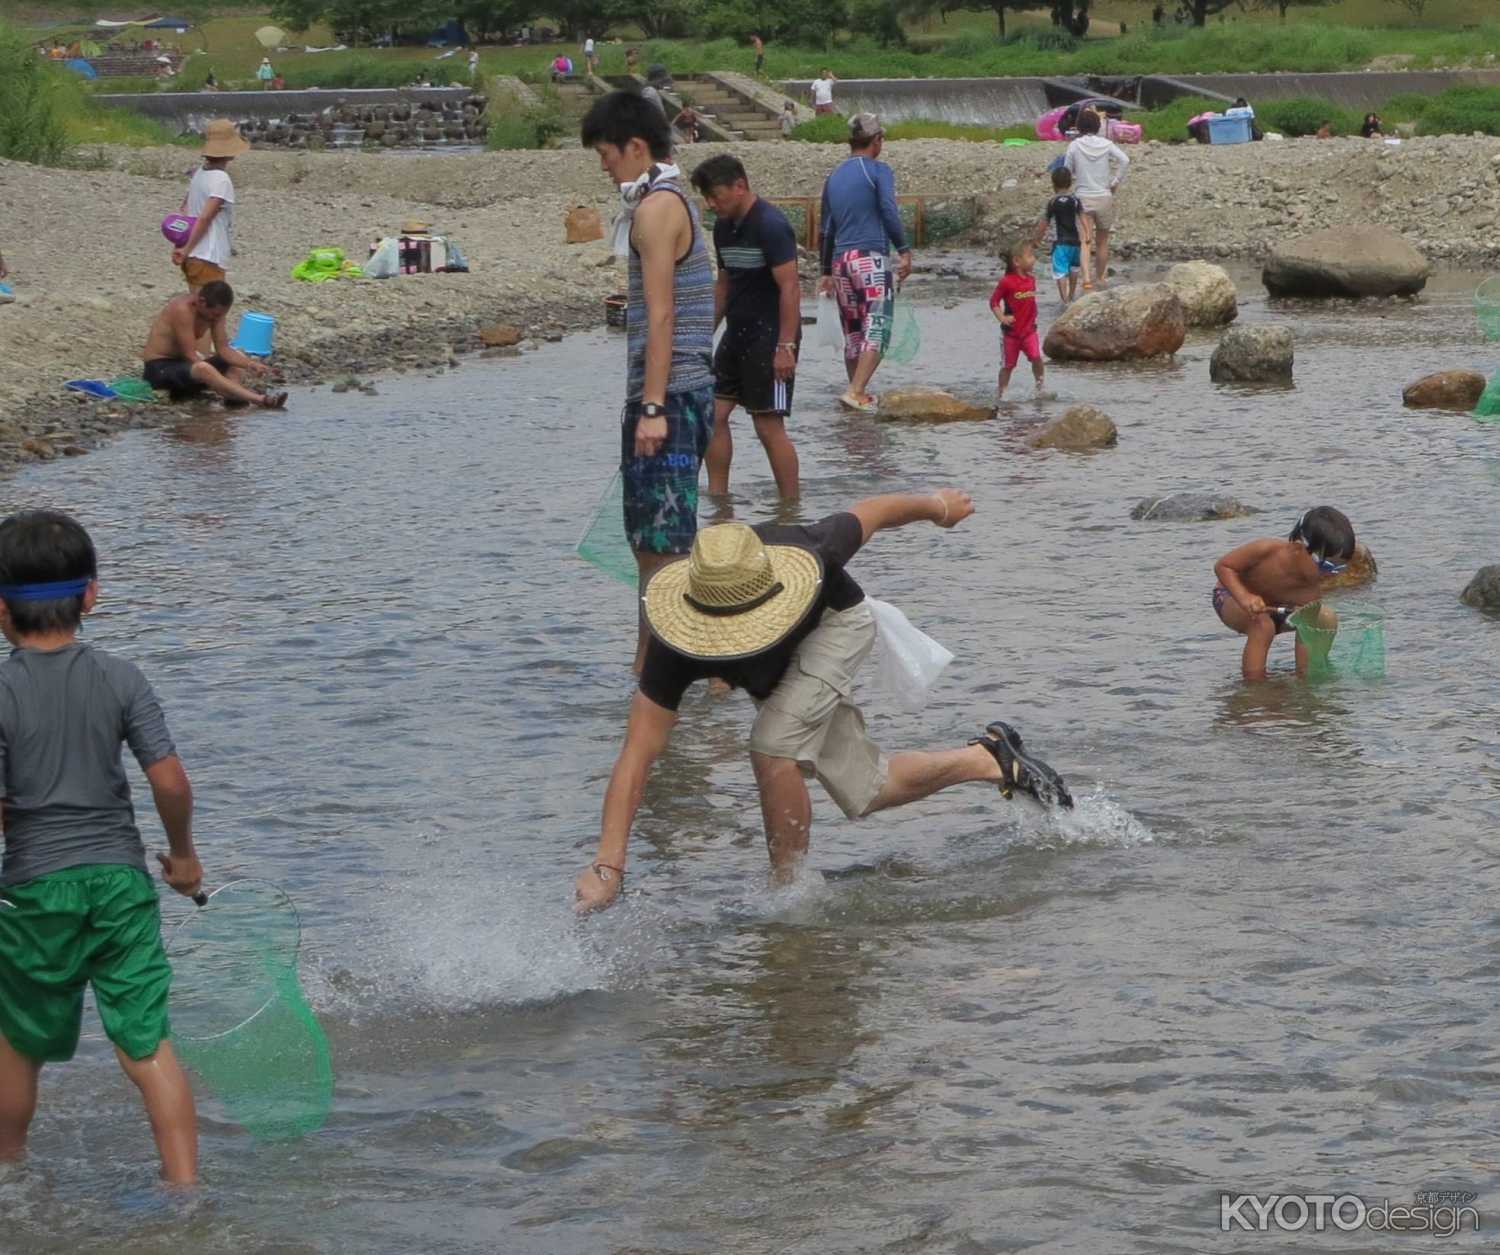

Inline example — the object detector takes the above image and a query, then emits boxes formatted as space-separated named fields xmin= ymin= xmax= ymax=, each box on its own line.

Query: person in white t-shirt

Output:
xmin=583 ymin=35 xmax=598 ymax=74
xmin=171 ymin=119 xmax=247 ymax=292
xmin=810 ymin=68 xmax=836 ymax=115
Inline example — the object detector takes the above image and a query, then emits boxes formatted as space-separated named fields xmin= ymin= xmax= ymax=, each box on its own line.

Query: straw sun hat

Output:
xmin=643 ymin=524 xmax=823 ymax=661
xmin=201 ymin=119 xmax=249 ymax=158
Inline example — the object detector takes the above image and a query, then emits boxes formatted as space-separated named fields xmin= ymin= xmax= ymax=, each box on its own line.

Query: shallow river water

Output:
xmin=2 ymin=261 xmax=1498 ymax=1253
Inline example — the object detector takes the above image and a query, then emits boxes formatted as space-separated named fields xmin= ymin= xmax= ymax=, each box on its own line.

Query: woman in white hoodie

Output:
xmin=1063 ymin=110 xmax=1129 ymax=288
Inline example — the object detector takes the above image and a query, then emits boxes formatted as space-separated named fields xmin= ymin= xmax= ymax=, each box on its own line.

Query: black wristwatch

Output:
xmin=641 ymin=402 xmax=667 ymax=418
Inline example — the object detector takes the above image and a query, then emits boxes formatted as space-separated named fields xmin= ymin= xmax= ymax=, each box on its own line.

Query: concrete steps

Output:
xmin=681 ymin=80 xmax=784 ymax=141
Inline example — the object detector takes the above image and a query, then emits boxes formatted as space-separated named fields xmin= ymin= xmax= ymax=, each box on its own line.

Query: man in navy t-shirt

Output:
xmin=691 ymin=155 xmax=803 ymax=501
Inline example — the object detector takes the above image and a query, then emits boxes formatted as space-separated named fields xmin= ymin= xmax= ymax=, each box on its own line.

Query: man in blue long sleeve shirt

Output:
xmin=818 ymin=113 xmax=912 ymax=412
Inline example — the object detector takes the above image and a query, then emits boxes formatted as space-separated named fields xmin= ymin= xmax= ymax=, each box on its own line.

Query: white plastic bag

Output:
xmin=364 ymin=237 xmax=399 ymax=279
xmin=866 ymin=597 xmax=954 ymax=712
xmin=816 ymin=292 xmax=844 ymax=352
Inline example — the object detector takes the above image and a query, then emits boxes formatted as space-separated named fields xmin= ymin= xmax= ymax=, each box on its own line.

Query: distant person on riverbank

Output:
xmin=1033 ymin=165 xmax=1091 ymax=302
xmin=583 ymin=35 xmax=598 ymax=74
xmin=751 ymin=32 xmax=765 ymax=76
xmin=572 ymin=487 xmax=1074 ymax=914
xmin=780 ymin=100 xmax=797 ymax=137
xmin=625 ymin=45 xmax=639 ymax=74
xmin=1064 ymin=109 xmax=1128 ymax=288
xmin=811 ymin=68 xmax=837 ymax=115
xmin=1360 ymin=112 xmax=1384 ymax=139
xmin=819 ymin=113 xmax=912 ymax=413
xmin=582 ymin=91 xmax=716 ymax=671
xmin=550 ymin=54 xmax=572 ymax=81
xmin=171 ymin=120 xmax=246 ymax=293
xmin=202 ymin=68 xmax=217 ymax=90
xmin=1213 ymin=508 xmax=1356 ymax=681
xmin=257 ymin=57 xmax=274 ymax=88
xmin=673 ymin=105 xmax=700 ymax=143
xmin=141 ymin=282 xmax=287 ymax=409
xmin=990 ymin=241 xmax=1045 ymax=401
xmin=0 ymin=508 xmax=207 ymax=1185
xmin=1315 ymin=119 xmax=1333 ymax=139
xmin=468 ymin=48 xmax=480 ymax=80
xmin=691 ymin=154 xmax=802 ymax=501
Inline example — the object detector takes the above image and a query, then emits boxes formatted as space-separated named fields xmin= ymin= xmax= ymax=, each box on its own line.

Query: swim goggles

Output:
xmin=1314 ymin=557 xmax=1347 ymax=576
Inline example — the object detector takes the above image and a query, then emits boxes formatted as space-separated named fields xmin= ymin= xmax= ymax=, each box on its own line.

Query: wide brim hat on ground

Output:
xmin=201 ymin=119 xmax=249 ymax=158
xmin=643 ymin=523 xmax=823 ymax=661
xmin=400 ymin=217 xmax=433 ymax=233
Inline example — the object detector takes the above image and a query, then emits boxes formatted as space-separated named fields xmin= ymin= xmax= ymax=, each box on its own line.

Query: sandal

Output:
xmin=968 ymin=719 xmax=1074 ymax=809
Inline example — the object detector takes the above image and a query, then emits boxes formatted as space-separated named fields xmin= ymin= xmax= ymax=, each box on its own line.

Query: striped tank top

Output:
xmin=625 ymin=178 xmax=715 ymax=400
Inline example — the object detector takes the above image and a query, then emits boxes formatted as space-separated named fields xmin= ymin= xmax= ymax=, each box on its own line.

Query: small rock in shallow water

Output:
xmin=1131 ymin=492 xmax=1259 ymax=522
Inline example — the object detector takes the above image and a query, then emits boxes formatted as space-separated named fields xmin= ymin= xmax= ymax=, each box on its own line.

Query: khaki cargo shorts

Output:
xmin=749 ymin=600 xmax=888 ymax=819
xmin=1080 ymin=193 xmax=1117 ymax=232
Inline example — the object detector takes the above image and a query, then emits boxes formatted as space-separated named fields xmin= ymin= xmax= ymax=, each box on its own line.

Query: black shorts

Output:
xmin=143 ymin=355 xmax=230 ymax=399
xmin=713 ymin=329 xmax=795 ymax=417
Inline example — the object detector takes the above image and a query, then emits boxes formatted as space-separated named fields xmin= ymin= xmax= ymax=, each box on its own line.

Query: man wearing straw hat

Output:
xmin=575 ymin=489 xmax=1072 ymax=913
xmin=171 ymin=120 xmax=248 ymax=293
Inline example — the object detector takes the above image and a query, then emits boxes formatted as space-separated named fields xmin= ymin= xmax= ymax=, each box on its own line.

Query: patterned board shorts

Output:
xmin=620 ymin=384 xmax=715 ymax=556
xmin=832 ymin=249 xmax=894 ymax=362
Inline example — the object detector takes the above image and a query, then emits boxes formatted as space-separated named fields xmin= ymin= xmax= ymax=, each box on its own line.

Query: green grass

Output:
xmin=790 ymin=112 xmax=1034 ymax=142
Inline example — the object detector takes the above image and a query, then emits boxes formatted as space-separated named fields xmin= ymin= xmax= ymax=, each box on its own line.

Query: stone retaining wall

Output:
xmin=240 ymin=96 xmax=490 ymax=148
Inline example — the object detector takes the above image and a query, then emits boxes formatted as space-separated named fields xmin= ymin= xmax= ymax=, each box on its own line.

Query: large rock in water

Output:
xmin=1165 ymin=260 xmax=1238 ymax=327
xmin=1262 ymin=226 xmax=1430 ymax=298
xmin=1026 ymin=405 xmax=1118 ymax=451
xmin=1323 ymin=542 xmax=1378 ymax=591
xmin=1043 ymin=283 xmax=1186 ymax=361
xmin=1130 ymin=492 xmax=1259 ymax=522
xmin=876 ymin=388 xmax=993 ymax=422
xmin=1402 ymin=369 xmax=1486 ymax=411
xmin=1210 ymin=326 xmax=1294 ymax=382
xmin=1460 ymin=565 xmax=1500 ymax=612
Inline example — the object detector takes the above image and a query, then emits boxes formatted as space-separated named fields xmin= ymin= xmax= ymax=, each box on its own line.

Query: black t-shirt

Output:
xmin=712 ymin=197 xmax=800 ymax=338
xmin=639 ymin=512 xmax=866 ymax=712
xmin=1045 ymin=193 xmax=1084 ymax=245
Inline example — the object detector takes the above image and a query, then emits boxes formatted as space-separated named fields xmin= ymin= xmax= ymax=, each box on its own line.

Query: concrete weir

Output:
xmin=92 ymin=86 xmax=475 ymax=136
xmin=781 ymin=76 xmax=1112 ymax=127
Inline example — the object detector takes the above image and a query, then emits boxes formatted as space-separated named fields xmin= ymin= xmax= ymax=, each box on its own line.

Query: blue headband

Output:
xmin=0 ymin=577 xmax=92 ymax=602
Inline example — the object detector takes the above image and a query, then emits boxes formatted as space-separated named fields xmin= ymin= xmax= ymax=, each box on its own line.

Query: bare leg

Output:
xmin=633 ymin=549 xmax=675 ymax=673
xmin=864 ymin=743 xmax=1003 ymax=814
xmin=751 ymin=412 xmax=800 ymax=500
xmin=848 ymin=349 xmax=883 ymax=403
xmin=705 ymin=397 xmax=736 ymax=496
xmin=1080 ymin=221 xmax=1096 ymax=288
xmin=0 ymin=1032 xmax=41 ymax=1161
xmin=115 ymin=1042 xmax=197 ymax=1186
xmin=1093 ymin=226 xmax=1111 ymax=286
xmin=1067 ymin=271 xmax=1079 ymax=301
xmin=1055 ymin=277 xmax=1069 ymax=303
xmin=1031 ymin=358 xmax=1046 ymax=392
xmin=997 ymin=366 xmax=1014 ymax=400
xmin=1217 ymin=596 xmax=1278 ymax=682
xmin=188 ymin=360 xmax=268 ymax=406
xmin=750 ymin=751 xmax=812 ymax=882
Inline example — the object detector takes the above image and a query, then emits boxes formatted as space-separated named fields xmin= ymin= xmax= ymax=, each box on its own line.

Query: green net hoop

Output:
xmin=1475 ymin=276 xmax=1500 ymax=342
xmin=168 ymin=880 xmax=332 ymax=1141
xmin=885 ymin=299 xmax=921 ymax=366
xmin=1287 ymin=600 xmax=1386 ymax=679
xmin=575 ymin=472 xmax=636 ymax=585
xmin=1473 ymin=372 xmax=1500 ymax=422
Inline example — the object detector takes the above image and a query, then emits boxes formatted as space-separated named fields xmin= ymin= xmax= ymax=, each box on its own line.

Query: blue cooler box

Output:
xmin=1208 ymin=114 xmax=1252 ymax=145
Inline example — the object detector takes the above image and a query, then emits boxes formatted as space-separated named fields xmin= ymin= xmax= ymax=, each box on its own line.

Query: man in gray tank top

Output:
xmin=582 ymin=90 xmax=717 ymax=671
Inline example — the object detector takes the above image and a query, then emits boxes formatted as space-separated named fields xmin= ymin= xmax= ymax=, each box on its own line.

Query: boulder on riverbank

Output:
xmin=1262 ymin=226 xmax=1430 ymax=298
xmin=1043 ymin=283 xmax=1186 ymax=361
xmin=1402 ymin=369 xmax=1486 ymax=411
xmin=1459 ymin=565 xmax=1500 ymax=612
xmin=1026 ymin=405 xmax=1117 ymax=451
xmin=1130 ymin=492 xmax=1259 ymax=522
xmin=876 ymin=389 xmax=993 ymax=422
xmin=1165 ymin=260 xmax=1237 ymax=328
xmin=1210 ymin=326 xmax=1294 ymax=383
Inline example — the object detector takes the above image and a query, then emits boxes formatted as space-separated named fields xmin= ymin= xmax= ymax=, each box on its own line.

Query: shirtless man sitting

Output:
xmin=141 ymin=280 xmax=287 ymax=408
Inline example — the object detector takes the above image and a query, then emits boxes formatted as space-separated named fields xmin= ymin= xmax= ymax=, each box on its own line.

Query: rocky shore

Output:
xmin=1 ymin=130 xmax=1496 ymax=475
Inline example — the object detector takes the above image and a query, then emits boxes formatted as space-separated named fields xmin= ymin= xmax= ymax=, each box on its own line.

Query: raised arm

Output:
xmin=576 ymin=691 xmax=678 ymax=913
xmin=850 ymin=488 xmax=973 ymax=546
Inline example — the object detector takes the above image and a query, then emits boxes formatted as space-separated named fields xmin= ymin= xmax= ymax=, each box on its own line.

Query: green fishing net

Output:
xmin=885 ymin=299 xmax=921 ymax=366
xmin=107 ymin=376 xmax=157 ymax=403
xmin=1475 ymin=276 xmax=1500 ymax=341
xmin=168 ymin=880 xmax=332 ymax=1142
xmin=1287 ymin=601 xmax=1386 ymax=679
xmin=576 ymin=472 xmax=636 ymax=585
xmin=1474 ymin=372 xmax=1500 ymax=422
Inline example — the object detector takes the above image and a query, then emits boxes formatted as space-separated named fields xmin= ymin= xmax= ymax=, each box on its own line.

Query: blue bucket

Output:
xmin=231 ymin=311 xmax=276 ymax=357
xmin=0 ymin=282 xmax=12 ymax=296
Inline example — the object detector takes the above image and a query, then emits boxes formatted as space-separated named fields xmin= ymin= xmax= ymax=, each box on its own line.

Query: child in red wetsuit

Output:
xmin=989 ymin=241 xmax=1044 ymax=400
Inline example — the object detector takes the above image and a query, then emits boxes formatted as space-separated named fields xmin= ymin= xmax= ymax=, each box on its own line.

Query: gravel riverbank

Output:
xmin=1 ymin=131 xmax=1496 ymax=473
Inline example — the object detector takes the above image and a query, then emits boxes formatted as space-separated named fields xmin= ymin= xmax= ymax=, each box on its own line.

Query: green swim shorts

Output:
xmin=0 ymin=864 xmax=172 ymax=1063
